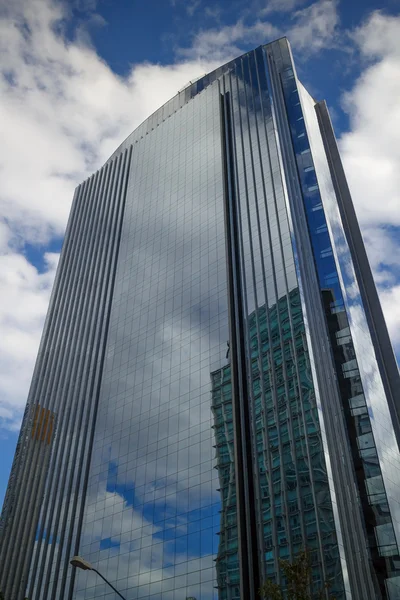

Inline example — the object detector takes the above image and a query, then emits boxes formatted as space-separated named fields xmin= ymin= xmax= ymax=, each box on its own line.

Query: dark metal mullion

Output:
xmin=225 ymin=69 xmax=255 ymax=545
xmin=227 ymin=66 xmax=266 ymax=597
xmin=35 ymin=173 xmax=97 ymax=420
xmin=69 ymin=147 xmax=131 ymax=514
xmin=0 ymin=180 xmax=85 ymax=587
xmin=253 ymin=49 xmax=314 ymax=560
xmin=252 ymin=54 xmax=304 ymax=530
xmin=23 ymin=177 xmax=93 ymax=600
xmin=253 ymin=49 xmax=306 ymax=559
xmin=26 ymin=171 xmax=106 ymax=600
xmin=247 ymin=49 xmax=290 ymax=579
xmin=32 ymin=164 xmax=111 ymax=600
xmin=241 ymin=66 xmax=292 ymax=571
xmin=67 ymin=145 xmax=133 ymax=599
xmin=28 ymin=182 xmax=86 ymax=403
xmin=0 ymin=185 xmax=82 ymax=585
xmin=220 ymin=79 xmax=256 ymax=600
xmin=43 ymin=157 xmax=122 ymax=600
xmin=220 ymin=79 xmax=249 ymax=597
xmin=29 ymin=166 xmax=106 ymax=598
xmin=57 ymin=146 xmax=130 ymax=599
xmin=239 ymin=56 xmax=267 ymax=573
xmin=230 ymin=63 xmax=262 ymax=599
xmin=50 ymin=150 xmax=128 ymax=600
xmin=243 ymin=54 xmax=292 ymax=581
xmin=2 ymin=174 xmax=96 ymax=600
xmin=236 ymin=58 xmax=288 ymax=584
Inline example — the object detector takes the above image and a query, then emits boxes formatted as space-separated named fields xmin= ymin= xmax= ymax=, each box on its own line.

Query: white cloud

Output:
xmin=352 ymin=10 xmax=400 ymax=60
xmin=180 ymin=0 xmax=340 ymax=62
xmin=260 ymin=0 xmax=309 ymax=16
xmin=289 ymin=0 xmax=340 ymax=53
xmin=339 ymin=11 xmax=400 ymax=352
xmin=340 ymin=17 xmax=400 ymax=228
xmin=180 ymin=18 xmax=280 ymax=62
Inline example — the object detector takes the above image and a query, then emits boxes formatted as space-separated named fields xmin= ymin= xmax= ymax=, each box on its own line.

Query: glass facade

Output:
xmin=73 ymin=84 xmax=227 ymax=600
xmin=212 ymin=290 xmax=344 ymax=600
xmin=1 ymin=37 xmax=400 ymax=600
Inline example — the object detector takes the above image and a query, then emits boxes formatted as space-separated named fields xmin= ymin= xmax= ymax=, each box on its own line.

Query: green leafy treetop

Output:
xmin=259 ymin=550 xmax=336 ymax=600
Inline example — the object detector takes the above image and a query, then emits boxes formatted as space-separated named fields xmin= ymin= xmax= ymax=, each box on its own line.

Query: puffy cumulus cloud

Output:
xmin=339 ymin=11 xmax=400 ymax=351
xmin=352 ymin=10 xmax=400 ymax=60
xmin=0 ymin=0 xmax=222 ymax=431
xmin=260 ymin=0 xmax=309 ymax=16
xmin=180 ymin=18 xmax=280 ymax=62
xmin=288 ymin=0 xmax=340 ymax=53
xmin=341 ymin=13 xmax=400 ymax=228
xmin=180 ymin=0 xmax=340 ymax=62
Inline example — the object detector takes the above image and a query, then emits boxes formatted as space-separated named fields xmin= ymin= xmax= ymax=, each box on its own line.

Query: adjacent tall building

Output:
xmin=1 ymin=38 xmax=400 ymax=600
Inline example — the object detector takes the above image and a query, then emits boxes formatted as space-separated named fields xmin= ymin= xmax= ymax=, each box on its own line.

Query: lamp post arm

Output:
xmin=91 ymin=568 xmax=127 ymax=600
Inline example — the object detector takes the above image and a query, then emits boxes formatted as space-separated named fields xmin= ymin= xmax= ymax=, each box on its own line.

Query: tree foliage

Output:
xmin=259 ymin=550 xmax=336 ymax=600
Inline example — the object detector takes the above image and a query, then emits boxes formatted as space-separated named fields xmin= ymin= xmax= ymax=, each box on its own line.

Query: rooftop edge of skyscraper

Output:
xmin=101 ymin=37 xmax=291 ymax=169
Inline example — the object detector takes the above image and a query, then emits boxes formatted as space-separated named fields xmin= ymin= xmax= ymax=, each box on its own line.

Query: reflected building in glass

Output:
xmin=1 ymin=37 xmax=400 ymax=600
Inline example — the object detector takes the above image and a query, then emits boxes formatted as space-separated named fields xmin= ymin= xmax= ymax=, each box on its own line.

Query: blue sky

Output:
xmin=0 ymin=0 xmax=399 ymax=507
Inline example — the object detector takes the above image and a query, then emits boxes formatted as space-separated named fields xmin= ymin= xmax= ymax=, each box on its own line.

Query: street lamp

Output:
xmin=70 ymin=556 xmax=127 ymax=600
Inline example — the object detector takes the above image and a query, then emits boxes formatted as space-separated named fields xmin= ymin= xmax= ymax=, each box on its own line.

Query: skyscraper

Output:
xmin=1 ymin=37 xmax=400 ymax=600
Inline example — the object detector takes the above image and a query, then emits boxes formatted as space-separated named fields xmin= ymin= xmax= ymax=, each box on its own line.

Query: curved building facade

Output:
xmin=1 ymin=38 xmax=400 ymax=600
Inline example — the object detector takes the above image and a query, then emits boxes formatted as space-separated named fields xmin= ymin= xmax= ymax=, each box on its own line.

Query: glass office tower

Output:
xmin=1 ymin=38 xmax=400 ymax=600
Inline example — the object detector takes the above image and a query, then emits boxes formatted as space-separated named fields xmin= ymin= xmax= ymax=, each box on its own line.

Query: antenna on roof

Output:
xmin=178 ymin=73 xmax=207 ymax=94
